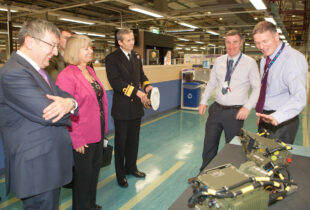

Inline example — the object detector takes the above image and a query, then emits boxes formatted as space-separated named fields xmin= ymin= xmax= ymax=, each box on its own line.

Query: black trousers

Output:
xmin=258 ymin=110 xmax=299 ymax=144
xmin=114 ymin=118 xmax=141 ymax=182
xmin=200 ymin=102 xmax=244 ymax=171
xmin=72 ymin=140 xmax=103 ymax=210
xmin=22 ymin=188 xmax=60 ymax=210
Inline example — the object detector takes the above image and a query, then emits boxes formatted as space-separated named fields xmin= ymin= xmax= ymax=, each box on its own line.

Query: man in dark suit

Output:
xmin=0 ymin=19 xmax=77 ymax=209
xmin=106 ymin=28 xmax=153 ymax=188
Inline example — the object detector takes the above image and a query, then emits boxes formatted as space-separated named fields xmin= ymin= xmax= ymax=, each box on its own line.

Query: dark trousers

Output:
xmin=22 ymin=188 xmax=60 ymax=210
xmin=200 ymin=102 xmax=244 ymax=171
xmin=258 ymin=110 xmax=299 ymax=144
xmin=114 ymin=118 xmax=141 ymax=182
xmin=72 ymin=140 xmax=103 ymax=210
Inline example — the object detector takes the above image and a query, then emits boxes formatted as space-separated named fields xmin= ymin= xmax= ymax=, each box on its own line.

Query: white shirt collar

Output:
xmin=227 ymin=52 xmax=241 ymax=61
xmin=269 ymin=42 xmax=283 ymax=60
xmin=17 ymin=50 xmax=40 ymax=71
xmin=120 ymin=47 xmax=131 ymax=60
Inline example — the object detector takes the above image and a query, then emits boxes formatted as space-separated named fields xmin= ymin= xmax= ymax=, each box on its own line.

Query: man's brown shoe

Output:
xmin=187 ymin=177 xmax=197 ymax=183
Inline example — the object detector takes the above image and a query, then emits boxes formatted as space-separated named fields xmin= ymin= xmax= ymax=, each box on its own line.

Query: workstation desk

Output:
xmin=169 ymin=138 xmax=310 ymax=210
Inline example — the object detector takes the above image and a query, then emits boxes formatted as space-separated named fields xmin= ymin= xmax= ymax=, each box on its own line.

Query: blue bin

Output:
xmin=183 ymin=82 xmax=201 ymax=107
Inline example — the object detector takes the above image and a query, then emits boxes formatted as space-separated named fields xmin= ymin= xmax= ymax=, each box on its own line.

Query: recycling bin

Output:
xmin=183 ymin=82 xmax=201 ymax=108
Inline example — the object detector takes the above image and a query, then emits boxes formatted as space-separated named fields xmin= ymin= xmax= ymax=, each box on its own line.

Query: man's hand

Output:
xmin=43 ymin=94 xmax=73 ymax=123
xmin=256 ymin=113 xmax=278 ymax=126
xmin=198 ymin=104 xmax=207 ymax=116
xmin=75 ymin=144 xmax=88 ymax=154
xmin=145 ymin=85 xmax=153 ymax=93
xmin=136 ymin=90 xmax=148 ymax=105
xmin=236 ymin=106 xmax=249 ymax=120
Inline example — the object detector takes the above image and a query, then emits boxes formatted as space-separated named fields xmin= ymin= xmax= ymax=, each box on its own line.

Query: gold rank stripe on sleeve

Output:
xmin=142 ymin=81 xmax=150 ymax=89
xmin=123 ymin=84 xmax=135 ymax=97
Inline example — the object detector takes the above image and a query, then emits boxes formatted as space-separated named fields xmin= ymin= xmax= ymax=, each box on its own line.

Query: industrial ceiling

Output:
xmin=0 ymin=0 xmax=309 ymax=56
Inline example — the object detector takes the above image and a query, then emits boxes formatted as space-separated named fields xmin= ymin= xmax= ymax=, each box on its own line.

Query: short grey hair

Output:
xmin=18 ymin=19 xmax=60 ymax=45
xmin=253 ymin=21 xmax=277 ymax=35
xmin=116 ymin=28 xmax=133 ymax=41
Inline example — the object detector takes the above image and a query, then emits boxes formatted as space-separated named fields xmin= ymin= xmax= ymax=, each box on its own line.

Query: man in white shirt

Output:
xmin=197 ymin=30 xmax=261 ymax=172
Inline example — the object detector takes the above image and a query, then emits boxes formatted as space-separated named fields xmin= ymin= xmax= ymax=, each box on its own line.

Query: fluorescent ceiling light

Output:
xmin=107 ymin=40 xmax=115 ymax=43
xmin=88 ymin=33 xmax=106 ymax=38
xmin=59 ymin=17 xmax=94 ymax=25
xmin=200 ymin=47 xmax=206 ymax=50
xmin=245 ymin=43 xmax=250 ymax=46
xmin=282 ymin=40 xmax=288 ymax=43
xmin=175 ymin=47 xmax=182 ymax=50
xmin=191 ymin=46 xmax=197 ymax=48
xmin=279 ymin=35 xmax=285 ymax=39
xmin=177 ymin=44 xmax=185 ymax=47
xmin=0 ymin=31 xmax=8 ymax=34
xmin=276 ymin=28 xmax=282 ymax=33
xmin=208 ymin=44 xmax=216 ymax=47
xmin=185 ymin=48 xmax=191 ymax=50
xmin=166 ymin=29 xmax=195 ymax=33
xmin=73 ymin=31 xmax=87 ymax=35
xmin=192 ymin=49 xmax=198 ymax=51
xmin=0 ymin=8 xmax=18 ymax=12
xmin=13 ymin=24 xmax=22 ymax=28
xmin=178 ymin=22 xmax=198 ymax=29
xmin=73 ymin=31 xmax=105 ymax=37
xmin=206 ymin=31 xmax=219 ymax=35
xmin=177 ymin=38 xmax=189 ymax=41
xmin=195 ymin=41 xmax=204 ymax=44
xmin=129 ymin=5 xmax=163 ymax=18
xmin=250 ymin=0 xmax=266 ymax=10
xmin=251 ymin=45 xmax=256 ymax=48
xmin=264 ymin=17 xmax=276 ymax=25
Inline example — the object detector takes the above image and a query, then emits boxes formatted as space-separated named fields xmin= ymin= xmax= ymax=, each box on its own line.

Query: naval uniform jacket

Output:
xmin=105 ymin=48 xmax=150 ymax=120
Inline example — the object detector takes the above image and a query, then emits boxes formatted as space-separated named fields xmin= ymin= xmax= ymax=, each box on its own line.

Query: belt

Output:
xmin=214 ymin=102 xmax=242 ymax=109
xmin=262 ymin=110 xmax=275 ymax=114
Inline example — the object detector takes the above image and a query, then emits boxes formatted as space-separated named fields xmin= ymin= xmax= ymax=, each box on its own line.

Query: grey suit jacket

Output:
xmin=0 ymin=52 xmax=75 ymax=199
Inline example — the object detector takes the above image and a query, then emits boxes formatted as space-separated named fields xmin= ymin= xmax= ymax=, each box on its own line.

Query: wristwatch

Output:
xmin=70 ymin=99 xmax=78 ymax=114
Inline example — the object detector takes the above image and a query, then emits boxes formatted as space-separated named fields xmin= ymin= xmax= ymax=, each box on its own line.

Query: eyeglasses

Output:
xmin=32 ymin=37 xmax=58 ymax=49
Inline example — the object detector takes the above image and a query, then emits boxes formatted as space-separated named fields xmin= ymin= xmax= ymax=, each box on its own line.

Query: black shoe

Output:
xmin=118 ymin=178 xmax=128 ymax=187
xmin=130 ymin=170 xmax=146 ymax=178
xmin=95 ymin=204 xmax=102 ymax=210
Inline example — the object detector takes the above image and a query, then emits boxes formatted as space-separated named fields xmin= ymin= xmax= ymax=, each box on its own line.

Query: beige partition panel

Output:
xmin=95 ymin=64 xmax=192 ymax=91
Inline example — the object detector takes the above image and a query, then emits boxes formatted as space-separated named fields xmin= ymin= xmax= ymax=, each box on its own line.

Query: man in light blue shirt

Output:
xmin=253 ymin=21 xmax=308 ymax=144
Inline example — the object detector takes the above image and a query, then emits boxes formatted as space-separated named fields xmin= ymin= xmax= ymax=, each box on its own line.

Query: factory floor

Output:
xmin=0 ymin=101 xmax=309 ymax=210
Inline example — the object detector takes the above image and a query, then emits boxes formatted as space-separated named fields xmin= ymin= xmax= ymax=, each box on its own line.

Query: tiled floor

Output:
xmin=0 ymin=102 xmax=309 ymax=210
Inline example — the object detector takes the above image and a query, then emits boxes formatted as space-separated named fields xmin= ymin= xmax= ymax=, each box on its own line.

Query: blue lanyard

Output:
xmin=261 ymin=43 xmax=285 ymax=82
xmin=226 ymin=53 xmax=242 ymax=79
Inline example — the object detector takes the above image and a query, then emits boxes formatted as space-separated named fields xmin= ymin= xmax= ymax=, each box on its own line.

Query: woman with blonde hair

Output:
xmin=56 ymin=34 xmax=108 ymax=210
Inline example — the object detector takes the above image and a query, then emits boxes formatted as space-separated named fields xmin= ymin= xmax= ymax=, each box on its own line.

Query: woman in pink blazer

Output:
xmin=56 ymin=35 xmax=108 ymax=210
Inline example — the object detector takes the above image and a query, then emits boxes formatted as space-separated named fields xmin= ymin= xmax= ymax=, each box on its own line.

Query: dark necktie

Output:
xmin=225 ymin=59 xmax=234 ymax=81
xmin=128 ymin=53 xmax=131 ymax=60
xmin=38 ymin=68 xmax=51 ymax=88
xmin=222 ymin=59 xmax=234 ymax=94
xmin=255 ymin=56 xmax=271 ymax=113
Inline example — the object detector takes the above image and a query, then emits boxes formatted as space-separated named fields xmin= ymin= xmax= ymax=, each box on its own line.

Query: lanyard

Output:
xmin=261 ymin=43 xmax=285 ymax=82
xmin=226 ymin=53 xmax=242 ymax=79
